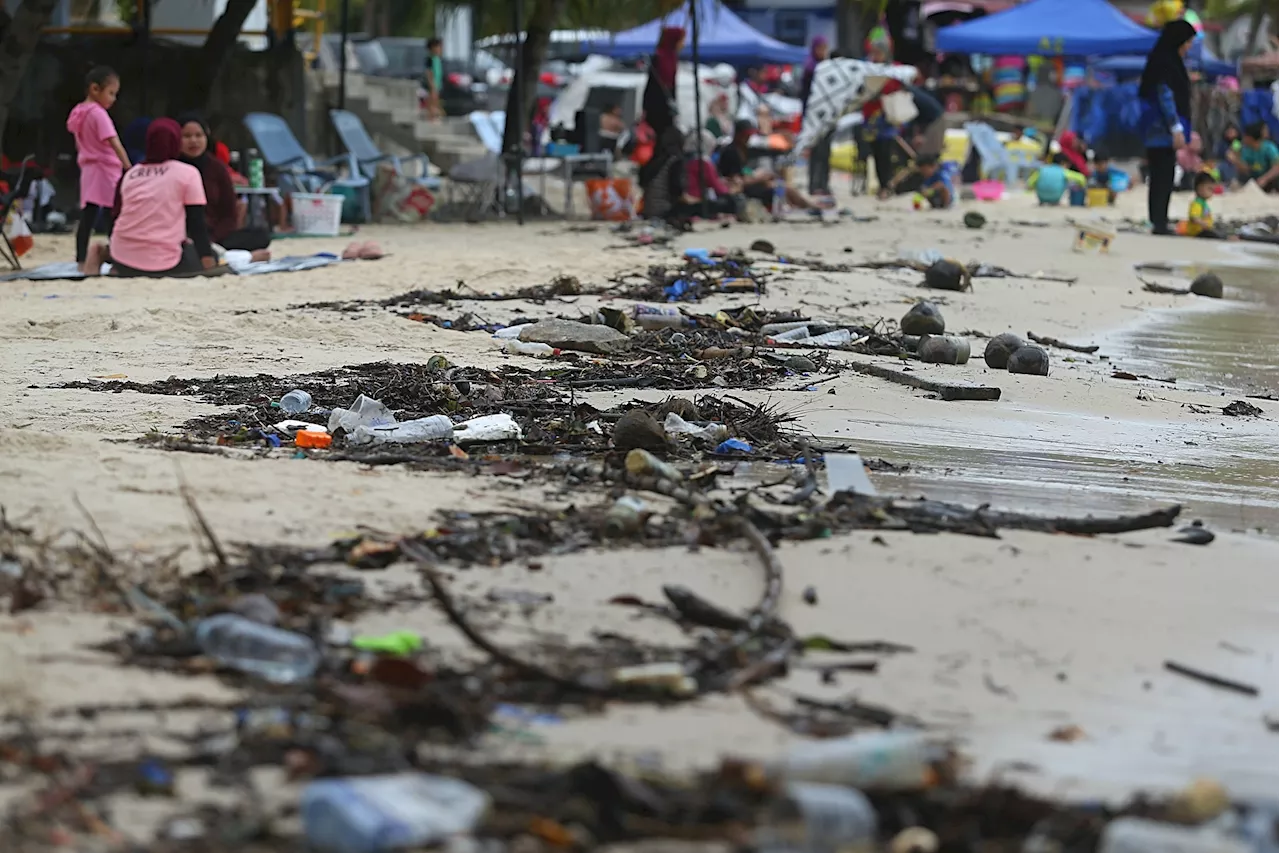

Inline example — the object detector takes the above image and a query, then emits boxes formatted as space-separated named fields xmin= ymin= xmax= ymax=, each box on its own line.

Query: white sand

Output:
xmin=0 ymin=184 xmax=1276 ymax=828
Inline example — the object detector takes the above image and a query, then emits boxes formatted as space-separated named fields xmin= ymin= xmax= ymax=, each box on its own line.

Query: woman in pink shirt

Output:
xmin=66 ymin=66 xmax=130 ymax=273
xmin=84 ymin=118 xmax=215 ymax=277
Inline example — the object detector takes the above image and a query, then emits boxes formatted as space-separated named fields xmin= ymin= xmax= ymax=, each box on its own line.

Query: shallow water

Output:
xmin=792 ymin=249 xmax=1280 ymax=534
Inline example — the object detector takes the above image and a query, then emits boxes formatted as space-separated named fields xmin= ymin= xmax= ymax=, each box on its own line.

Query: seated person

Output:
xmin=705 ymin=93 xmax=731 ymax=140
xmin=884 ymin=154 xmax=953 ymax=208
xmin=674 ymin=129 xmax=735 ymax=219
xmin=1176 ymin=132 xmax=1204 ymax=190
xmin=1089 ymin=149 xmax=1121 ymax=203
xmin=753 ymin=103 xmax=792 ymax=151
xmin=598 ymin=102 xmax=626 ymax=154
xmin=1178 ymin=171 xmax=1233 ymax=239
xmin=1226 ymin=122 xmax=1278 ymax=192
xmin=177 ymin=113 xmax=271 ymax=258
xmin=717 ymin=120 xmax=822 ymax=215
xmin=1027 ymin=163 xmax=1085 ymax=205
xmin=84 ymin=118 xmax=216 ymax=277
xmin=1214 ymin=123 xmax=1240 ymax=184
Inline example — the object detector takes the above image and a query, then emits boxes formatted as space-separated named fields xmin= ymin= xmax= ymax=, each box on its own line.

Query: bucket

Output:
xmin=290 ymin=193 xmax=344 ymax=236
xmin=1072 ymin=223 xmax=1115 ymax=254
xmin=1086 ymin=187 xmax=1110 ymax=207
xmin=971 ymin=180 xmax=1004 ymax=201
xmin=585 ymin=178 xmax=633 ymax=222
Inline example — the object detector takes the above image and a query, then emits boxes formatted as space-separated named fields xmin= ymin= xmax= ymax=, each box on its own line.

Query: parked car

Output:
xmin=366 ymin=37 xmax=489 ymax=116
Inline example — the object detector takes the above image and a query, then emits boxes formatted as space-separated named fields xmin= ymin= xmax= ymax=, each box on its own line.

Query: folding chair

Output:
xmin=965 ymin=121 xmax=1035 ymax=187
xmin=329 ymin=109 xmax=442 ymax=191
xmin=243 ymin=112 xmax=372 ymax=222
xmin=446 ymin=152 xmax=503 ymax=221
xmin=0 ymin=156 xmax=34 ymax=270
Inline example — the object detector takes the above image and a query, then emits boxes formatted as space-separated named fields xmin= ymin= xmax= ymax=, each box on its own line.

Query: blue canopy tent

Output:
xmin=583 ymin=0 xmax=807 ymax=66
xmin=935 ymin=0 xmax=1158 ymax=56
xmin=1093 ymin=42 xmax=1238 ymax=79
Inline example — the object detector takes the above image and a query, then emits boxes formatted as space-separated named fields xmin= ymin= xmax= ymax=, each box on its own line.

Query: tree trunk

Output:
xmin=167 ymin=0 xmax=257 ymax=114
xmin=500 ymin=0 xmax=565 ymax=156
xmin=1244 ymin=0 xmax=1267 ymax=59
xmin=835 ymin=0 xmax=861 ymax=57
xmin=0 ymin=0 xmax=60 ymax=145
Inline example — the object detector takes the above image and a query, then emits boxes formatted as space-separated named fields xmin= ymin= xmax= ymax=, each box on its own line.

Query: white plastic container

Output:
xmin=453 ymin=413 xmax=522 ymax=443
xmin=773 ymin=730 xmax=942 ymax=791
xmin=351 ymin=415 xmax=454 ymax=446
xmin=301 ymin=773 xmax=489 ymax=853
xmin=1098 ymin=817 xmax=1252 ymax=853
xmin=757 ymin=781 xmax=877 ymax=853
xmin=501 ymin=339 xmax=557 ymax=357
xmin=291 ymin=193 xmax=344 ymax=237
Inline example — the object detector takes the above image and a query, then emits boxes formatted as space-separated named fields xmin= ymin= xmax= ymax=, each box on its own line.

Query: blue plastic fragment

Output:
xmin=716 ymin=438 xmax=751 ymax=454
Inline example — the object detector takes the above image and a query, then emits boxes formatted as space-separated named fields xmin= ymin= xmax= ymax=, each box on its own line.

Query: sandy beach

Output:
xmin=0 ymin=182 xmax=1276 ymax=841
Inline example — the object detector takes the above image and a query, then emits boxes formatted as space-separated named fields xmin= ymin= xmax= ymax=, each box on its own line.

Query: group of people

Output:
xmin=67 ymin=66 xmax=272 ymax=277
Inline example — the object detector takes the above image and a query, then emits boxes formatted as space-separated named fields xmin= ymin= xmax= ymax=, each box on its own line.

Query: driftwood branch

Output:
xmin=1027 ymin=331 xmax=1099 ymax=354
xmin=841 ymin=360 xmax=1002 ymax=401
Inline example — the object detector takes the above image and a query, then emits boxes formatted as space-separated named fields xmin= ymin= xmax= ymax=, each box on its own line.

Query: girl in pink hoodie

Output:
xmin=67 ymin=66 xmax=130 ymax=273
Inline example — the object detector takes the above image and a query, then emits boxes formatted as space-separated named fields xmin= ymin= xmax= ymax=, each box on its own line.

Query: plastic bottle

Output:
xmin=772 ymin=730 xmax=946 ymax=791
xmin=632 ymin=304 xmax=688 ymax=330
xmin=757 ymin=781 xmax=877 ymax=853
xmin=501 ymin=339 xmax=557 ymax=357
xmin=194 ymin=613 xmax=320 ymax=684
xmin=492 ymin=323 xmax=534 ymax=340
xmin=611 ymin=662 xmax=697 ymax=696
xmin=624 ymin=449 xmax=682 ymax=482
xmin=769 ymin=325 xmax=813 ymax=343
xmin=247 ymin=148 xmax=264 ymax=189
xmin=453 ymin=413 xmax=522 ymax=443
xmin=1097 ymin=817 xmax=1252 ymax=853
xmin=663 ymin=412 xmax=728 ymax=443
xmin=351 ymin=415 xmax=454 ymax=446
xmin=279 ymin=390 xmax=312 ymax=415
xmin=760 ymin=320 xmax=814 ymax=337
xmin=301 ymin=773 xmax=490 ymax=853
xmin=799 ymin=328 xmax=853 ymax=348
xmin=605 ymin=495 xmax=648 ymax=535
xmin=773 ymin=174 xmax=787 ymax=218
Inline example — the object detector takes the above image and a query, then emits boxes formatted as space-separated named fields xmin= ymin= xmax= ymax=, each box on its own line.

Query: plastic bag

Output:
xmin=5 ymin=206 xmax=32 ymax=257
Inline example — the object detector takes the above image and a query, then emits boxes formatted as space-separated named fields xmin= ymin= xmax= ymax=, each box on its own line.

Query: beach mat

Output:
xmin=2 ymin=253 xmax=343 ymax=282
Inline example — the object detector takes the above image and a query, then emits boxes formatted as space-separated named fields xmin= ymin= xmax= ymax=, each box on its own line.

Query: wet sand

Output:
xmin=0 ymin=184 xmax=1276 ymax=832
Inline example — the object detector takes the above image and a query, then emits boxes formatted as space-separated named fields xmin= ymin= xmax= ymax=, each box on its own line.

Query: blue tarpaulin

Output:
xmin=935 ymin=0 xmax=1158 ymax=57
xmin=583 ymin=0 xmax=807 ymax=66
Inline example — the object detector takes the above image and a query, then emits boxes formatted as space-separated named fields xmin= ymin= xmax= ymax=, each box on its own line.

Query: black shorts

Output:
xmin=110 ymin=243 xmax=204 ymax=278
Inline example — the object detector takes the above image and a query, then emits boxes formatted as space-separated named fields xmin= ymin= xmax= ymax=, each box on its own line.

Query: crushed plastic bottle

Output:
xmin=329 ymin=394 xmax=395 ymax=434
xmin=301 ymin=773 xmax=490 ymax=853
xmin=501 ymin=339 xmax=557 ymax=357
xmin=351 ymin=415 xmax=454 ymax=446
xmin=1097 ymin=817 xmax=1253 ymax=853
xmin=194 ymin=613 xmax=320 ymax=684
xmin=772 ymin=730 xmax=949 ymax=791
xmin=757 ymin=781 xmax=877 ymax=853
xmin=279 ymin=389 xmax=312 ymax=415
xmin=632 ymin=304 xmax=689 ymax=330
xmin=792 ymin=328 xmax=853 ymax=348
xmin=663 ymin=412 xmax=728 ymax=443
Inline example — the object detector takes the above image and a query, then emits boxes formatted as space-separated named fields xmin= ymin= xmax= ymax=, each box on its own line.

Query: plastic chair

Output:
xmin=243 ymin=112 xmax=371 ymax=222
xmin=0 ymin=156 xmax=33 ymax=270
xmin=330 ymin=109 xmax=441 ymax=191
xmin=964 ymin=121 xmax=1025 ymax=187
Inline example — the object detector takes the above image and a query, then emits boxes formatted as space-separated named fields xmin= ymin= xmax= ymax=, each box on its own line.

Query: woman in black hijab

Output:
xmin=177 ymin=113 xmax=271 ymax=255
xmin=1138 ymin=20 xmax=1196 ymax=235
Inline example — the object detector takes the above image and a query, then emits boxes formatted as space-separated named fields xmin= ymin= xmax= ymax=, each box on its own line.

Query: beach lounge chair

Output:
xmin=964 ymin=121 xmax=1033 ymax=187
xmin=329 ymin=109 xmax=442 ymax=191
xmin=243 ymin=112 xmax=372 ymax=223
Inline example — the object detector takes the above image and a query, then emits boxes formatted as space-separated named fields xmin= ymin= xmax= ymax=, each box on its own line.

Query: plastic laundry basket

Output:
xmin=291 ymin=193 xmax=344 ymax=236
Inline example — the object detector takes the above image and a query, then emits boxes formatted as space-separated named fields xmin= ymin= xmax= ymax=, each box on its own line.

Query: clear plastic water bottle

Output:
xmin=757 ymin=781 xmax=877 ymax=853
xmin=301 ymin=773 xmax=490 ymax=853
xmin=773 ymin=173 xmax=787 ymax=218
xmin=194 ymin=613 xmax=320 ymax=684
xmin=350 ymin=415 xmax=454 ymax=445
xmin=279 ymin=389 xmax=312 ymax=415
xmin=773 ymin=730 xmax=945 ymax=791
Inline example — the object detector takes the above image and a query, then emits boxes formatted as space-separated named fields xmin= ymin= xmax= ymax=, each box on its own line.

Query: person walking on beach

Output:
xmin=67 ymin=66 xmax=130 ymax=274
xmin=423 ymin=37 xmax=444 ymax=120
xmin=800 ymin=36 xmax=832 ymax=197
xmin=1138 ymin=20 xmax=1196 ymax=235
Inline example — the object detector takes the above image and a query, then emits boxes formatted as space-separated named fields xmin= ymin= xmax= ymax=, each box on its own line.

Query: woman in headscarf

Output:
xmin=85 ymin=118 xmax=215 ymax=276
xmin=177 ymin=113 xmax=271 ymax=258
xmin=639 ymin=26 xmax=686 ymax=222
xmin=801 ymin=35 xmax=833 ymax=196
xmin=1139 ymin=19 xmax=1196 ymax=234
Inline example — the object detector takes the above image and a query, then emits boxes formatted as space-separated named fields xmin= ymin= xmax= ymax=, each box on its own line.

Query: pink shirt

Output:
xmin=111 ymin=160 xmax=206 ymax=272
xmin=685 ymin=159 xmax=729 ymax=198
xmin=66 ymin=102 xmax=123 ymax=207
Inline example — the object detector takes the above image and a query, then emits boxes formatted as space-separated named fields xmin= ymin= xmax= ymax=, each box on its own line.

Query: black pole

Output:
xmin=139 ymin=0 xmax=151 ymax=116
xmin=338 ymin=0 xmax=350 ymax=109
xmin=513 ymin=0 xmax=525 ymax=225
xmin=689 ymin=0 xmax=705 ymax=217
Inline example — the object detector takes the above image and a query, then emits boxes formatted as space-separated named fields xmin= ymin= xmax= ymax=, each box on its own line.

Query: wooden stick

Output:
xmin=1164 ymin=660 xmax=1260 ymax=697
xmin=840 ymin=359 xmax=1002 ymax=401
xmin=1027 ymin=331 xmax=1100 ymax=354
